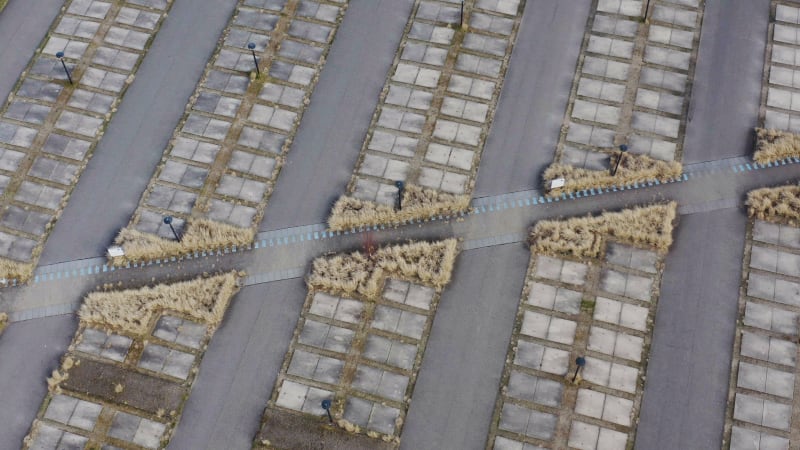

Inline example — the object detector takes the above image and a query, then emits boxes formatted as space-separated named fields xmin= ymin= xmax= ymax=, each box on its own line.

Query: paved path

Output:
xmin=636 ymin=208 xmax=747 ymax=450
xmin=260 ymin=0 xmax=415 ymax=232
xmin=40 ymin=0 xmax=239 ymax=264
xmin=168 ymin=279 xmax=306 ymax=450
xmin=401 ymin=243 xmax=529 ymax=449
xmin=474 ymin=0 xmax=591 ymax=197
xmin=0 ymin=0 xmax=65 ymax=106
xmin=681 ymin=0 xmax=769 ymax=164
xmin=0 ymin=314 xmax=76 ymax=447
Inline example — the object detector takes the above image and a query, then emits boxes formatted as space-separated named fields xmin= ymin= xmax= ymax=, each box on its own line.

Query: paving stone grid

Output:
xmin=0 ymin=0 xmax=172 ymax=269
xmin=127 ymin=0 xmax=348 ymax=240
xmin=723 ymin=219 xmax=800 ymax=450
xmin=24 ymin=313 xmax=212 ymax=449
xmin=557 ymin=0 xmax=704 ymax=170
xmin=762 ymin=1 xmax=800 ymax=132
xmin=487 ymin=242 xmax=662 ymax=449
xmin=338 ymin=0 xmax=523 ymax=207
xmin=260 ymin=278 xmax=441 ymax=443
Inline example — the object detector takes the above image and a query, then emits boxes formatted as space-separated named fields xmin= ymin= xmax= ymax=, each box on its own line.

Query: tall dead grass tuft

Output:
xmin=112 ymin=218 xmax=254 ymax=265
xmin=543 ymin=154 xmax=682 ymax=196
xmin=78 ymin=272 xmax=240 ymax=336
xmin=0 ymin=258 xmax=35 ymax=283
xmin=746 ymin=184 xmax=800 ymax=226
xmin=530 ymin=202 xmax=678 ymax=258
xmin=753 ymin=128 xmax=800 ymax=164
xmin=0 ymin=312 xmax=7 ymax=334
xmin=307 ymin=239 xmax=459 ymax=299
xmin=328 ymin=185 xmax=470 ymax=231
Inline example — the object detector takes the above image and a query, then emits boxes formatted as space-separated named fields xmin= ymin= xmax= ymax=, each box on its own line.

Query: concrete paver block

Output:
xmin=507 ymin=370 xmax=562 ymax=407
xmin=409 ymin=22 xmax=455 ymax=45
xmin=372 ymin=305 xmax=426 ymax=339
xmin=237 ymin=126 xmax=287 ymax=153
xmin=568 ymin=420 xmax=599 ymax=450
xmin=448 ymin=74 xmax=495 ymax=100
xmin=514 ymin=340 xmax=569 ymax=375
xmin=352 ymin=364 xmax=408 ymax=401
xmin=500 ymin=403 xmax=557 ymax=440
xmin=298 ymin=319 xmax=354 ymax=353
xmin=362 ymin=334 xmax=416 ymax=370
xmin=288 ymin=349 xmax=343 ymax=384
xmin=593 ymin=15 xmax=639 ymax=38
xmin=730 ymin=426 xmax=789 ymax=450
xmin=370 ymin=131 xmax=418 ymax=157
xmin=577 ymin=78 xmax=626 ymax=103
xmin=259 ymin=83 xmax=305 ymax=108
xmin=582 ymin=56 xmax=630 ymax=80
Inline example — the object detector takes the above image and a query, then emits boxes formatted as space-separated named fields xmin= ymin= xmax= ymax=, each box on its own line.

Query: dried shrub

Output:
xmin=328 ymin=184 xmax=470 ymax=231
xmin=112 ymin=218 xmax=254 ymax=265
xmin=0 ymin=259 xmax=35 ymax=283
xmin=754 ymin=128 xmax=800 ymax=164
xmin=530 ymin=202 xmax=678 ymax=258
xmin=307 ymin=239 xmax=459 ymax=299
xmin=746 ymin=184 xmax=800 ymax=226
xmin=0 ymin=312 xmax=7 ymax=334
xmin=78 ymin=272 xmax=240 ymax=336
xmin=543 ymin=153 xmax=682 ymax=196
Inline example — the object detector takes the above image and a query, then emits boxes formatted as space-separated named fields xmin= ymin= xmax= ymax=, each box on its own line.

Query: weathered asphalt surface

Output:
xmin=260 ymin=0 xmax=415 ymax=232
xmin=38 ymin=0 xmax=239 ymax=264
xmin=474 ymin=0 xmax=592 ymax=197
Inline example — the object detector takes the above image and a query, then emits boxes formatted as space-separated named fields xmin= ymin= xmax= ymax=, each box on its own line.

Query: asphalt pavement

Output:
xmin=474 ymin=0 xmax=593 ymax=197
xmin=401 ymin=244 xmax=530 ymax=450
xmin=0 ymin=315 xmax=77 ymax=446
xmin=37 ymin=0 xmax=238 ymax=264
xmin=260 ymin=0 xmax=415 ymax=232
xmin=0 ymin=0 xmax=64 ymax=105
xmin=168 ymin=279 xmax=306 ymax=450
xmin=636 ymin=208 xmax=747 ymax=449
xmin=681 ymin=0 xmax=770 ymax=164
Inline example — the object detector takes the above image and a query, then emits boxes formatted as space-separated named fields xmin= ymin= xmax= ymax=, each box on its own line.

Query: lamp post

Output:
xmin=247 ymin=42 xmax=260 ymax=77
xmin=611 ymin=144 xmax=628 ymax=176
xmin=321 ymin=399 xmax=333 ymax=424
xmin=55 ymin=51 xmax=73 ymax=85
xmin=572 ymin=356 xmax=586 ymax=382
xmin=163 ymin=216 xmax=181 ymax=242
xmin=395 ymin=180 xmax=405 ymax=211
xmin=461 ymin=0 xmax=464 ymax=28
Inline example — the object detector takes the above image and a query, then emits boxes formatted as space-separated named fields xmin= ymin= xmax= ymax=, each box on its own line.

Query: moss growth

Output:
xmin=530 ymin=202 xmax=678 ymax=258
xmin=543 ymin=153 xmax=682 ymax=196
xmin=79 ymin=272 xmax=240 ymax=336
xmin=307 ymin=239 xmax=459 ymax=299
xmin=746 ymin=184 xmax=800 ymax=226
xmin=753 ymin=128 xmax=800 ymax=164
xmin=328 ymin=184 xmax=470 ymax=231
xmin=112 ymin=218 xmax=254 ymax=265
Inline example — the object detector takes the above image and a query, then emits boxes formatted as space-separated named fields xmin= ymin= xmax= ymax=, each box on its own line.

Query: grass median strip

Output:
xmin=254 ymin=238 xmax=458 ymax=449
xmin=22 ymin=271 xmax=240 ymax=449
xmin=113 ymin=0 xmax=350 ymax=265
xmin=0 ymin=0 xmax=175 ymax=283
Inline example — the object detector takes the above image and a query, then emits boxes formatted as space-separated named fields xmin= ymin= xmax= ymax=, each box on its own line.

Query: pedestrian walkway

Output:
xmin=554 ymin=0 xmax=704 ymax=169
xmin=115 ymin=0 xmax=350 ymax=261
xmin=724 ymin=217 xmax=800 ymax=449
xmin=0 ymin=0 xmax=173 ymax=281
xmin=326 ymin=0 xmax=525 ymax=230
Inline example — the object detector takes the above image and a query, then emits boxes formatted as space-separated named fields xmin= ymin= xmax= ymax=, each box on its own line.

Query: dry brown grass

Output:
xmin=543 ymin=154 xmax=682 ymax=196
xmin=307 ymin=239 xmax=459 ymax=299
xmin=112 ymin=218 xmax=254 ymax=265
xmin=753 ymin=128 xmax=800 ymax=164
xmin=328 ymin=184 xmax=470 ymax=231
xmin=0 ymin=312 xmax=7 ymax=334
xmin=79 ymin=272 xmax=240 ymax=336
xmin=746 ymin=184 xmax=800 ymax=226
xmin=0 ymin=258 xmax=35 ymax=283
xmin=530 ymin=202 xmax=678 ymax=258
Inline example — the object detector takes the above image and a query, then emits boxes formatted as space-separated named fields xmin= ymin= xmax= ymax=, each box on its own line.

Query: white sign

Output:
xmin=107 ymin=246 xmax=125 ymax=257
xmin=550 ymin=178 xmax=566 ymax=189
